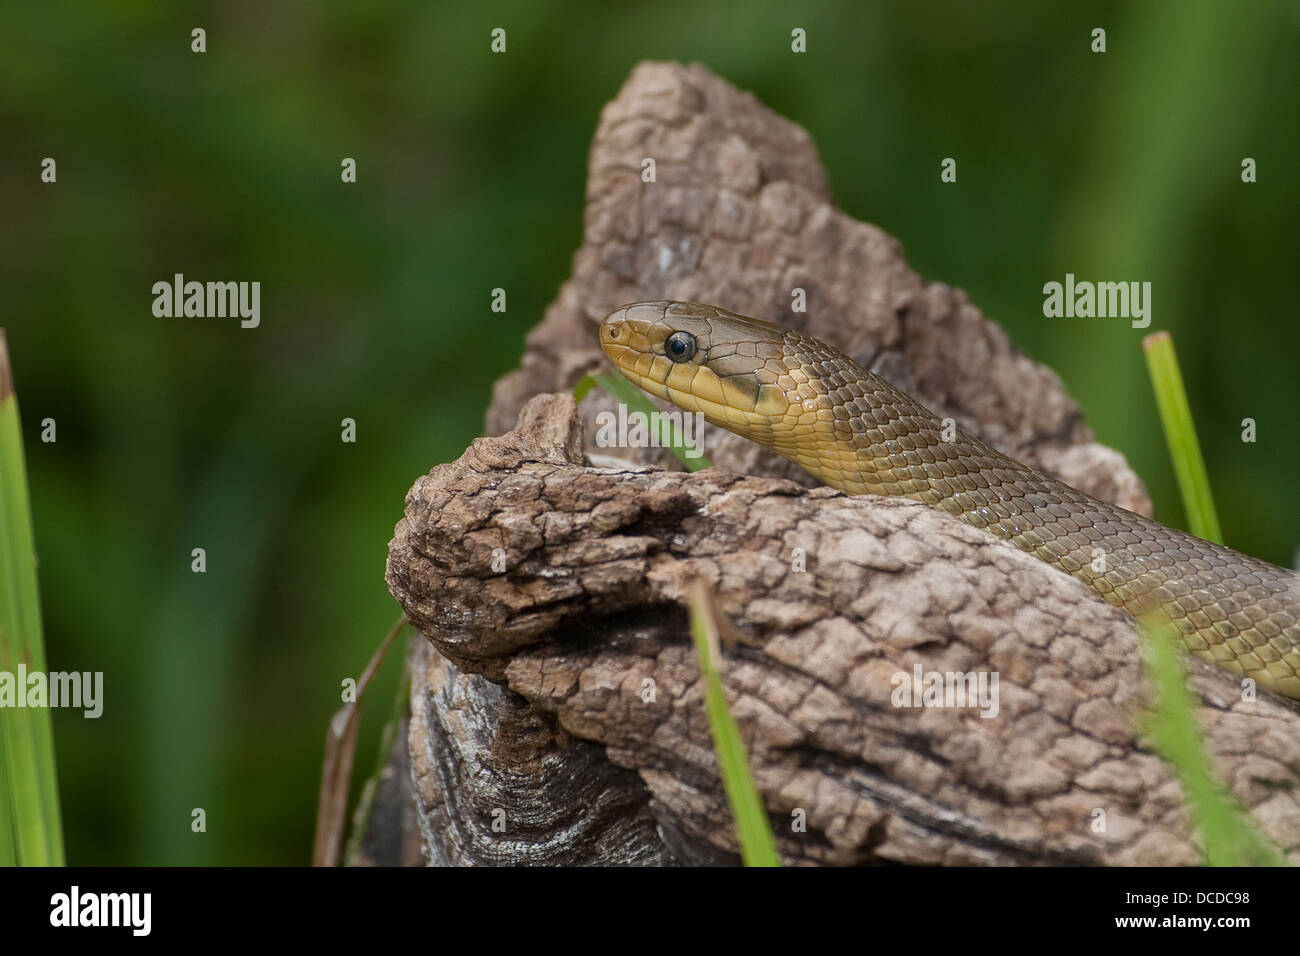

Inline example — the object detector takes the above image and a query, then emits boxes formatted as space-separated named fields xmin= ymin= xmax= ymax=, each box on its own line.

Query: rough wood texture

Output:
xmin=378 ymin=61 xmax=1299 ymax=865
xmin=388 ymin=394 xmax=1300 ymax=865
xmin=406 ymin=639 xmax=681 ymax=866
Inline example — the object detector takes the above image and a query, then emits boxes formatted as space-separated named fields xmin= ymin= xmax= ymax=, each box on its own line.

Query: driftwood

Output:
xmin=374 ymin=62 xmax=1300 ymax=865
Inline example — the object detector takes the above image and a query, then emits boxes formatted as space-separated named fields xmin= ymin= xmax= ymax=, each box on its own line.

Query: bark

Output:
xmin=386 ymin=394 xmax=1300 ymax=865
xmin=372 ymin=61 xmax=1300 ymax=865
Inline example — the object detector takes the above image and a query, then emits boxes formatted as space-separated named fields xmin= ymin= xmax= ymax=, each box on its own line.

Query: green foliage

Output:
xmin=686 ymin=582 xmax=781 ymax=867
xmin=1139 ymin=616 xmax=1279 ymax=866
xmin=1138 ymin=335 xmax=1276 ymax=865
xmin=1143 ymin=333 xmax=1223 ymax=543
xmin=0 ymin=337 xmax=65 ymax=865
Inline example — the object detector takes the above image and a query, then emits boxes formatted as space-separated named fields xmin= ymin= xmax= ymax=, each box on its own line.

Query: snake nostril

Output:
xmin=609 ymin=326 xmax=620 ymax=339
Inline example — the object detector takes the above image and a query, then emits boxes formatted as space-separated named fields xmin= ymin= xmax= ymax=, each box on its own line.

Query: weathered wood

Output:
xmin=387 ymin=394 xmax=1300 ymax=865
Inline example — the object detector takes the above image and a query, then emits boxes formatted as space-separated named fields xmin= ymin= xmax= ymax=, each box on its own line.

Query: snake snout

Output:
xmin=600 ymin=302 xmax=672 ymax=369
xmin=598 ymin=306 xmax=626 ymax=347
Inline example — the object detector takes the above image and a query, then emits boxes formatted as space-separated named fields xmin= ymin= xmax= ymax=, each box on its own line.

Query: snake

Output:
xmin=599 ymin=300 xmax=1300 ymax=700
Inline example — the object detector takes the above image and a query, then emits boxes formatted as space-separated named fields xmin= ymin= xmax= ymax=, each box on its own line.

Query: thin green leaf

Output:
xmin=1138 ymin=614 xmax=1279 ymax=866
xmin=687 ymin=580 xmax=781 ymax=867
xmin=1143 ymin=332 xmax=1223 ymax=543
xmin=1139 ymin=336 xmax=1274 ymax=863
xmin=0 ymin=746 xmax=13 ymax=865
xmin=0 ymin=330 xmax=65 ymax=866
xmin=572 ymin=373 xmax=597 ymax=403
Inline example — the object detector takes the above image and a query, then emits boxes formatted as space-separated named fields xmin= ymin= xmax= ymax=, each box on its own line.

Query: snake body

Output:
xmin=600 ymin=300 xmax=1300 ymax=699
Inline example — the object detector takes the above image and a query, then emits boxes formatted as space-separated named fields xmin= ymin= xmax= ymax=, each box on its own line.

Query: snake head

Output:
xmin=599 ymin=301 xmax=796 ymax=439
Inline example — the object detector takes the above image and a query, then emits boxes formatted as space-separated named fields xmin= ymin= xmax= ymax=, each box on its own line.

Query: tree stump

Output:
xmin=373 ymin=62 xmax=1300 ymax=866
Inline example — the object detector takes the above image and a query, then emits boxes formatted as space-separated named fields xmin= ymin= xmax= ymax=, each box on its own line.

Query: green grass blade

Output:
xmin=0 ymin=744 xmax=13 ymax=865
xmin=1139 ymin=615 xmax=1279 ymax=865
xmin=0 ymin=331 xmax=65 ymax=866
xmin=1138 ymin=335 xmax=1274 ymax=863
xmin=1142 ymin=332 xmax=1223 ymax=543
xmin=687 ymin=580 xmax=780 ymax=867
xmin=574 ymin=373 xmax=713 ymax=472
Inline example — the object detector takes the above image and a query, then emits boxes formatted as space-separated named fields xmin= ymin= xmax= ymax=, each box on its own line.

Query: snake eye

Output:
xmin=664 ymin=331 xmax=697 ymax=363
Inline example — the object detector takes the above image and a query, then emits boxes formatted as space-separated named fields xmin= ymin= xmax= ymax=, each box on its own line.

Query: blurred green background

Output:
xmin=2 ymin=0 xmax=1297 ymax=864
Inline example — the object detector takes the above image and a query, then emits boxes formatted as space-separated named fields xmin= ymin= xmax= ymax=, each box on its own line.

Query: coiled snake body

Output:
xmin=600 ymin=300 xmax=1300 ymax=699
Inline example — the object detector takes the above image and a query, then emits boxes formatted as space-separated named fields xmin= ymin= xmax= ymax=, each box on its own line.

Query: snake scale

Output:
xmin=599 ymin=300 xmax=1300 ymax=699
